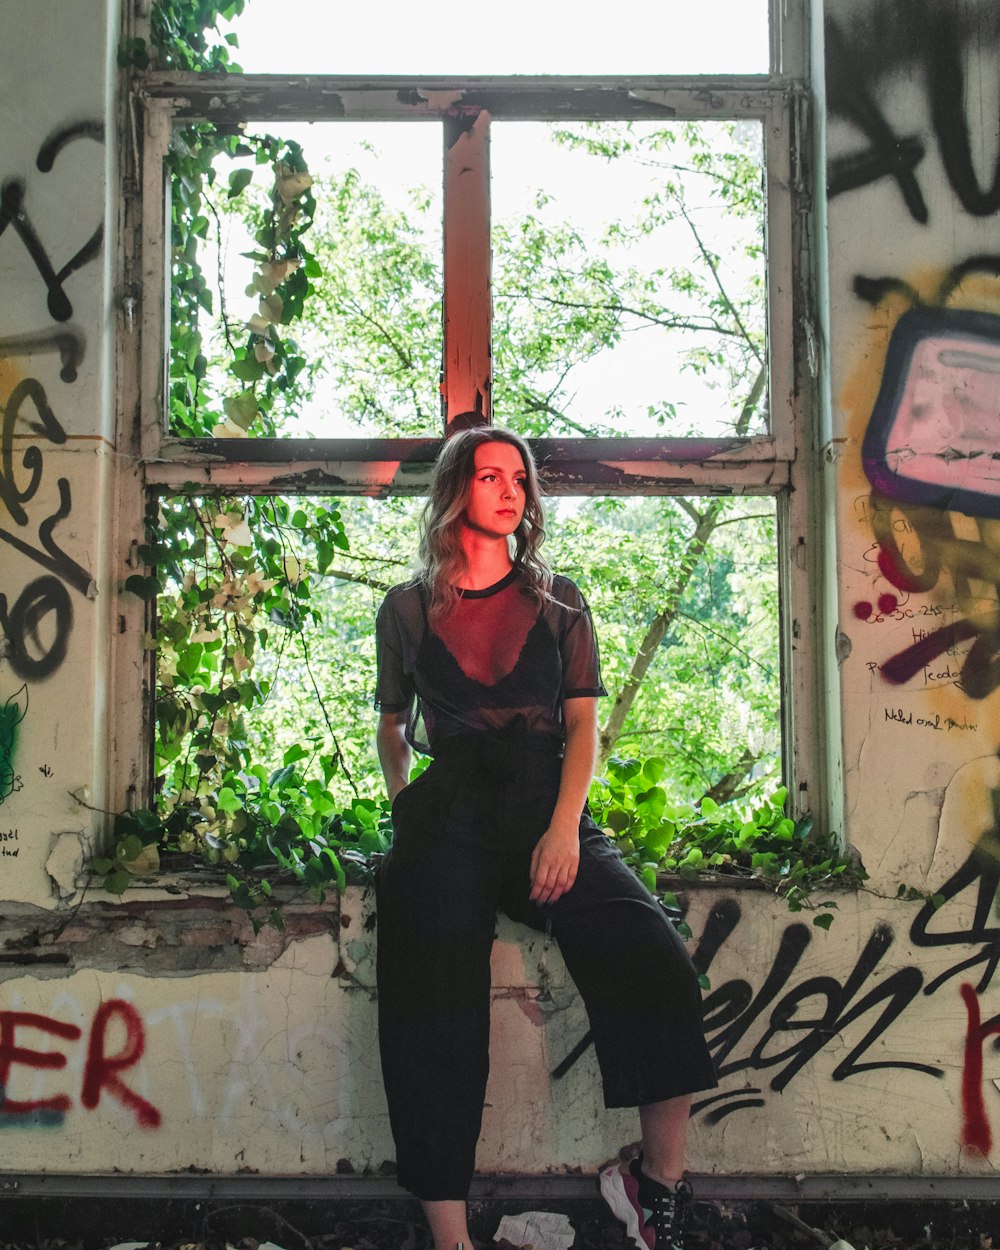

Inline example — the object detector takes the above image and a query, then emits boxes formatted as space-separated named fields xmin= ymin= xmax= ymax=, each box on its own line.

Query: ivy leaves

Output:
xmin=102 ymin=493 xmax=356 ymax=915
xmin=120 ymin=0 xmax=246 ymax=72
xmin=588 ymin=756 xmax=866 ymax=925
xmin=169 ymin=129 xmax=319 ymax=440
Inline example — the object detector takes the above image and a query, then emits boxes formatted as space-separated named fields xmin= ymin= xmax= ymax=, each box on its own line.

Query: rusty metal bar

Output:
xmin=3 ymin=1169 xmax=999 ymax=1202
xmin=138 ymin=74 xmax=790 ymax=123
xmin=142 ymin=440 xmax=790 ymax=496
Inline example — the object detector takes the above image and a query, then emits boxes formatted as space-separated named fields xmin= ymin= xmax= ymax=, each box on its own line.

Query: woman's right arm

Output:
xmin=376 ymin=710 xmax=412 ymax=801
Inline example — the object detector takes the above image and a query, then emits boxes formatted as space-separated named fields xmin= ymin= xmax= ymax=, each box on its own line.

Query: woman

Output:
xmin=374 ymin=427 xmax=716 ymax=1250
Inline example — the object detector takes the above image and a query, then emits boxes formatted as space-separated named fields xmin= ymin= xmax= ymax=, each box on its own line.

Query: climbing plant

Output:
xmin=106 ymin=1 xmax=364 ymax=926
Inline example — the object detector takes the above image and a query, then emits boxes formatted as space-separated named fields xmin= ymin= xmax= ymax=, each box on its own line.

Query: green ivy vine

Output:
xmin=106 ymin=0 xmax=370 ymax=928
xmin=119 ymin=0 xmax=247 ymax=73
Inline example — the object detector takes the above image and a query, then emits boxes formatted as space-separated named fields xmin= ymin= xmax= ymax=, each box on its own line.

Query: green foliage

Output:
xmin=588 ymin=756 xmax=866 ymax=923
xmin=96 ymin=746 xmax=860 ymax=931
xmin=168 ymin=127 xmax=319 ymax=439
xmin=298 ymin=169 xmax=443 ymax=434
xmin=119 ymin=0 xmax=246 ymax=72
xmin=492 ymin=120 xmax=766 ymax=438
xmin=546 ymin=495 xmax=779 ymax=799
xmin=98 ymin=492 xmax=355 ymax=907
xmin=95 ymin=768 xmax=393 ymax=934
xmin=125 ymin=4 xmax=320 ymax=440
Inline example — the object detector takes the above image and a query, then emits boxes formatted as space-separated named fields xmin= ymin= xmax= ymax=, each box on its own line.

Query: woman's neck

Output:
xmin=455 ymin=532 xmax=514 ymax=591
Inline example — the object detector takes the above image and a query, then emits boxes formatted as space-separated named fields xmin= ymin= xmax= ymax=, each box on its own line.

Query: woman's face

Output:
xmin=462 ymin=440 xmax=528 ymax=540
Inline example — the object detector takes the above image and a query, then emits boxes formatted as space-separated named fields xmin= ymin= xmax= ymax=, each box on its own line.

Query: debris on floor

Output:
xmin=493 ymin=1210 xmax=575 ymax=1250
xmin=0 ymin=1195 xmax=998 ymax=1250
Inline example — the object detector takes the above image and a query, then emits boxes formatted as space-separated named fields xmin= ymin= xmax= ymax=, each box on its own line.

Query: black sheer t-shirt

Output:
xmin=374 ymin=567 xmax=606 ymax=753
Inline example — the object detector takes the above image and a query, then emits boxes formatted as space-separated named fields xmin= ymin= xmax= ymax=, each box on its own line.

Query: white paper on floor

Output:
xmin=493 ymin=1210 xmax=575 ymax=1250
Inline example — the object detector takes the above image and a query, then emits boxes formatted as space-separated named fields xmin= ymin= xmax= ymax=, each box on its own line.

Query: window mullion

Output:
xmin=442 ymin=110 xmax=492 ymax=429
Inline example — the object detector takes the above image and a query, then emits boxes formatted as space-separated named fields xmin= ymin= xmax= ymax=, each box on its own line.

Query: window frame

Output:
xmin=114 ymin=68 xmax=824 ymax=829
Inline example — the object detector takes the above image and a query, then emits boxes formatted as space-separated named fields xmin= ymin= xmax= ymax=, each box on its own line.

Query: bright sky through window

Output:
xmin=223 ymin=0 xmax=769 ymax=75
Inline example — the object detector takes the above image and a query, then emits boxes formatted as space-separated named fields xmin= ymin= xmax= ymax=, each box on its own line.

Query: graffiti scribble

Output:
xmin=827 ymin=5 xmax=1000 ymax=221
xmin=0 ymin=1001 xmax=161 ymax=1129
xmin=0 ymin=685 xmax=27 ymax=804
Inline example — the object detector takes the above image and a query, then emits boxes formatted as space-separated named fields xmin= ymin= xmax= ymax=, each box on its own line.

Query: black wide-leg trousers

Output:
xmin=375 ymin=734 xmax=717 ymax=1201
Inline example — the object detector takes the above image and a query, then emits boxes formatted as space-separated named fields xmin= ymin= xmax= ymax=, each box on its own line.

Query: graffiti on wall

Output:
xmin=550 ymin=835 xmax=1000 ymax=1152
xmin=0 ymin=999 xmax=160 ymax=1130
xmin=822 ymin=2 xmax=1000 ymax=1157
xmin=828 ymin=0 xmax=1000 ymax=714
xmin=0 ymin=986 xmax=353 ymax=1138
xmin=0 ymin=121 xmax=104 ymax=324
xmin=0 ymin=685 xmax=27 ymax=805
xmin=692 ymin=840 xmax=1000 ymax=1152
xmin=0 ymin=121 xmax=102 ymax=686
xmin=562 ymin=8 xmax=1000 ymax=1157
xmin=827 ymin=2 xmax=1000 ymax=222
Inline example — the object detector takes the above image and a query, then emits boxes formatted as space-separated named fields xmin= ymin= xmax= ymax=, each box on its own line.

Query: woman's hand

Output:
xmin=529 ymin=816 xmax=581 ymax=905
xmin=528 ymin=698 xmax=598 ymax=905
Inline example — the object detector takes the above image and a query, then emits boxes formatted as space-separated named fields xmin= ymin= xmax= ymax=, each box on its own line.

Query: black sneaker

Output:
xmin=599 ymin=1153 xmax=693 ymax=1249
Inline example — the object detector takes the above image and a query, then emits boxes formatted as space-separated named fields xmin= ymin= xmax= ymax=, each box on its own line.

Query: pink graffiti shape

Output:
xmin=880 ymin=336 xmax=1000 ymax=499
xmin=877 ymin=593 xmax=899 ymax=614
xmin=853 ymin=601 xmax=873 ymax=621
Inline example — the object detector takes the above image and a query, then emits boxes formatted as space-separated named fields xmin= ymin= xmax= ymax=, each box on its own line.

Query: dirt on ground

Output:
xmin=1 ymin=1197 xmax=997 ymax=1250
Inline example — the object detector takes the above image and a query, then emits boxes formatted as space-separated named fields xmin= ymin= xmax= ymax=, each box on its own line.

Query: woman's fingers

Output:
xmin=529 ymin=836 xmax=579 ymax=904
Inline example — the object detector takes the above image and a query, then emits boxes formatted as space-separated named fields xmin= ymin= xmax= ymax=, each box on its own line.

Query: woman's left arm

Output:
xmin=529 ymin=697 xmax=599 ymax=905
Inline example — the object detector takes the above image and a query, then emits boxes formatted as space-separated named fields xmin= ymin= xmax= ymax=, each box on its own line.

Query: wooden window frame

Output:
xmin=113 ymin=68 xmax=825 ymax=827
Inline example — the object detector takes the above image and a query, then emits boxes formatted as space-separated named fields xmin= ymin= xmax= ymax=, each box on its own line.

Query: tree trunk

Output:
xmin=598 ymin=499 xmax=725 ymax=768
xmin=596 ymin=364 xmax=767 ymax=770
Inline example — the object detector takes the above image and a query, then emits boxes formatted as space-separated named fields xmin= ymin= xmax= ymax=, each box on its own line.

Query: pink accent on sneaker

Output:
xmin=599 ymin=1163 xmax=655 ymax=1249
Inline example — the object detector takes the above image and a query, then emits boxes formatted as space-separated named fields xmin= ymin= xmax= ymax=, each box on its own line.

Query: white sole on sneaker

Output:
xmin=599 ymin=1164 xmax=648 ymax=1250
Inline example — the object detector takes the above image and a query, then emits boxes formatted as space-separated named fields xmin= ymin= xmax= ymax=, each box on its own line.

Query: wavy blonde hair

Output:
xmin=418 ymin=426 xmax=552 ymax=619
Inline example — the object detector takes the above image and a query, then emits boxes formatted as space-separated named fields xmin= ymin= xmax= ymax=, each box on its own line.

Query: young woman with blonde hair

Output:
xmin=374 ymin=426 xmax=716 ymax=1250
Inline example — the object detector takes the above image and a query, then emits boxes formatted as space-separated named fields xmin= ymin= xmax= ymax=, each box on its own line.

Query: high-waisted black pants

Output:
xmin=375 ymin=733 xmax=717 ymax=1201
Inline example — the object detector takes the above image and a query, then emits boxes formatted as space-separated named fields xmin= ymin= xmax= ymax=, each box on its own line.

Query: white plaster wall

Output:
xmin=823 ymin=0 xmax=1000 ymax=881
xmin=2 ymin=886 xmax=999 ymax=1177
xmin=0 ymin=0 xmax=118 ymax=907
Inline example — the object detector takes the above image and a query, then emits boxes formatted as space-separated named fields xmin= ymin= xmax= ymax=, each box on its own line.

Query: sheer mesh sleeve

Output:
xmin=374 ymin=590 xmax=415 ymax=714
xmin=552 ymin=576 xmax=607 ymax=699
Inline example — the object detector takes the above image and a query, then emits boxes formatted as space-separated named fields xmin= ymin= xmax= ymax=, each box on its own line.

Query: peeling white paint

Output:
xmin=45 ymin=832 xmax=87 ymax=902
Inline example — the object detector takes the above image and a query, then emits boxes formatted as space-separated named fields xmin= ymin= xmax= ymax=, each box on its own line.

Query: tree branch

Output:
xmin=676 ymin=196 xmax=764 ymax=367
xmin=673 ymin=607 xmax=776 ymax=678
xmin=501 ymin=290 xmax=742 ymax=341
xmin=703 ymin=749 xmax=760 ymax=805
xmin=598 ymin=498 xmax=726 ymax=767
xmin=320 ymin=567 xmax=393 ymax=592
